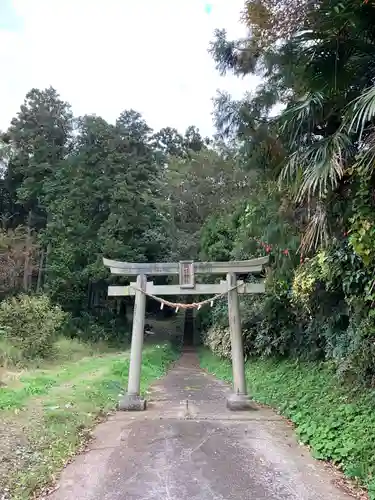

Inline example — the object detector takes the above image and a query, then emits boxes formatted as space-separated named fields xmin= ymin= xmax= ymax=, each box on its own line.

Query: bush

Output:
xmin=204 ymin=292 xmax=297 ymax=361
xmin=204 ymin=324 xmax=260 ymax=360
xmin=202 ymin=298 xmax=255 ymax=359
xmin=0 ymin=294 xmax=67 ymax=360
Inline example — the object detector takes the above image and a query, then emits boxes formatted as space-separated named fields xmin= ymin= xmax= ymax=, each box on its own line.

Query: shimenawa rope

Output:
xmin=129 ymin=283 xmax=240 ymax=311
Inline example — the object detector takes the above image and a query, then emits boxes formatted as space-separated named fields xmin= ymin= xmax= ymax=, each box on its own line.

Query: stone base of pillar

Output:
xmin=118 ymin=394 xmax=147 ymax=411
xmin=226 ymin=393 xmax=257 ymax=411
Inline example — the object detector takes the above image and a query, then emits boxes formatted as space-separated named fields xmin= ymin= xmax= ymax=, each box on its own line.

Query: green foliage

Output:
xmin=167 ymin=148 xmax=249 ymax=260
xmin=199 ymin=210 xmax=241 ymax=261
xmin=200 ymin=179 xmax=305 ymax=362
xmin=210 ymin=0 xmax=375 ymax=250
xmin=204 ymin=294 xmax=297 ymax=360
xmin=0 ymin=85 xmax=218 ymax=327
xmin=349 ymin=170 xmax=375 ymax=294
xmin=0 ymin=295 xmax=66 ymax=359
xmin=200 ymin=349 xmax=375 ymax=496
xmin=201 ymin=195 xmax=375 ymax=382
xmin=201 ymin=2 xmax=375 ymax=385
xmin=41 ymin=112 xmax=172 ymax=312
xmin=2 ymin=87 xmax=73 ymax=228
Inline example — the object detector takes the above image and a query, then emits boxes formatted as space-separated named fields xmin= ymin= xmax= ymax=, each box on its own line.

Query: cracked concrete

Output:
xmin=47 ymin=351 xmax=354 ymax=500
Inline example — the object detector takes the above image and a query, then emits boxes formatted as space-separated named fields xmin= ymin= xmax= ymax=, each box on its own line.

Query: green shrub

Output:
xmin=202 ymin=297 xmax=256 ymax=359
xmin=204 ymin=291 xmax=297 ymax=361
xmin=0 ymin=294 xmax=67 ymax=360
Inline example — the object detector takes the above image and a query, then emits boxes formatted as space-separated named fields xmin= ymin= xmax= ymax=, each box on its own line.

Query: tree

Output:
xmin=184 ymin=125 xmax=207 ymax=152
xmin=2 ymin=87 xmax=73 ymax=230
xmin=209 ymin=0 xmax=375 ymax=249
xmin=152 ymin=127 xmax=186 ymax=158
xmin=42 ymin=112 xmax=172 ymax=312
xmin=166 ymin=148 xmax=250 ymax=260
xmin=152 ymin=125 xmax=209 ymax=164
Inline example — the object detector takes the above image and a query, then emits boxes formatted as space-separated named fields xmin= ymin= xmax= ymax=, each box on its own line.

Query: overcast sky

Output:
xmin=0 ymin=0 xmax=261 ymax=137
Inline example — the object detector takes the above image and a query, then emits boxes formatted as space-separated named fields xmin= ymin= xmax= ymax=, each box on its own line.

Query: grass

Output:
xmin=199 ymin=349 xmax=375 ymax=499
xmin=0 ymin=340 xmax=178 ymax=499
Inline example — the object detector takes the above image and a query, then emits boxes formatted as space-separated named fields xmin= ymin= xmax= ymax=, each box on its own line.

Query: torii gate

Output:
xmin=103 ymin=256 xmax=268 ymax=411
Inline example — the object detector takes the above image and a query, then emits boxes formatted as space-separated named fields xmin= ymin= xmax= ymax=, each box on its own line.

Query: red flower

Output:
xmin=266 ymin=245 xmax=271 ymax=253
xmin=283 ymin=249 xmax=289 ymax=256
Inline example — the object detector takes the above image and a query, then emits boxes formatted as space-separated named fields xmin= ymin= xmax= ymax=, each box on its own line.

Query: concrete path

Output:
xmin=48 ymin=351 xmax=354 ymax=500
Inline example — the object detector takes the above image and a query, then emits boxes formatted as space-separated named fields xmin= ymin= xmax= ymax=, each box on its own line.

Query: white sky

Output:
xmin=0 ymin=0 xmax=261 ymax=137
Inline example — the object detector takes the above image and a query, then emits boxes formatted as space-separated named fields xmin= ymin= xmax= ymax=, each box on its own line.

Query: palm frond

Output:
xmin=300 ymin=202 xmax=329 ymax=253
xmin=351 ymin=129 xmax=375 ymax=175
xmin=281 ymin=131 xmax=351 ymax=202
xmin=279 ymin=91 xmax=325 ymax=147
xmin=213 ymin=92 xmax=243 ymax=139
xmin=279 ymin=150 xmax=301 ymax=184
xmin=297 ymin=132 xmax=351 ymax=202
xmin=348 ymin=85 xmax=375 ymax=140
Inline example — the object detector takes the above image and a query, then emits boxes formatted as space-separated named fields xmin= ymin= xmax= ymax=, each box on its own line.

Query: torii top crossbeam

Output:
xmin=103 ymin=256 xmax=269 ymax=277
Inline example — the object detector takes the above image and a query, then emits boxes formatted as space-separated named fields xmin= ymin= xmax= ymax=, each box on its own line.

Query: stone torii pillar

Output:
xmin=103 ymin=257 xmax=268 ymax=411
xmin=226 ymin=272 xmax=252 ymax=410
xmin=119 ymin=274 xmax=147 ymax=411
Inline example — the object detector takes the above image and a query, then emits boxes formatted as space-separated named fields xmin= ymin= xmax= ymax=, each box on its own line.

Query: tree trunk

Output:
xmin=36 ymin=249 xmax=45 ymax=293
xmin=23 ymin=211 xmax=32 ymax=292
xmin=43 ymin=243 xmax=51 ymax=288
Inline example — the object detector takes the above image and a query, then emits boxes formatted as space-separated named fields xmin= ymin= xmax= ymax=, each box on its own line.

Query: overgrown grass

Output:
xmin=199 ymin=349 xmax=375 ymax=499
xmin=0 ymin=336 xmax=117 ymax=371
xmin=0 ymin=341 xmax=178 ymax=499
